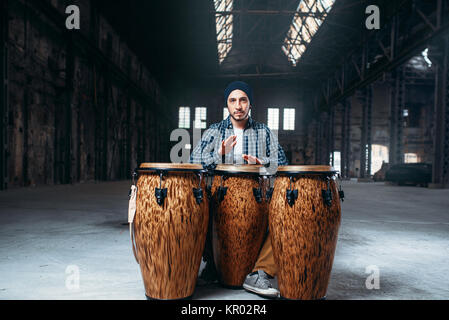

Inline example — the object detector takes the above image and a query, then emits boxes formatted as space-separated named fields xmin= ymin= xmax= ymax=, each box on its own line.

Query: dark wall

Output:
xmin=5 ymin=0 xmax=174 ymax=188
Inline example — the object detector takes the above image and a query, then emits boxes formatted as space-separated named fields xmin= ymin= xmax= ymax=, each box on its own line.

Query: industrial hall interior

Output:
xmin=0 ymin=0 xmax=448 ymax=301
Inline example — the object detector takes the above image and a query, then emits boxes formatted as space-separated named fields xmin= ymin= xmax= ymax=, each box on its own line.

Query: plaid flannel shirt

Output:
xmin=190 ymin=116 xmax=289 ymax=169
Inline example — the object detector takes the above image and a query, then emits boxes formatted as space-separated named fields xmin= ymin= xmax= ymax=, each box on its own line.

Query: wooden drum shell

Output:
xmin=211 ymin=174 xmax=268 ymax=287
xmin=269 ymin=172 xmax=341 ymax=300
xmin=134 ymin=170 xmax=209 ymax=300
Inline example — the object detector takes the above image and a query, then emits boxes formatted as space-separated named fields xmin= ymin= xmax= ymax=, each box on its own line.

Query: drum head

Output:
xmin=277 ymin=165 xmax=338 ymax=175
xmin=138 ymin=163 xmax=206 ymax=173
xmin=213 ymin=164 xmax=272 ymax=176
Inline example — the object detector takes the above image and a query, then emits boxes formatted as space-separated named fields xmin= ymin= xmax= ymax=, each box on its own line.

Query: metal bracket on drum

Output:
xmin=253 ymin=188 xmax=263 ymax=203
xmin=217 ymin=175 xmax=228 ymax=203
xmin=193 ymin=188 xmax=204 ymax=204
xmin=266 ymin=187 xmax=274 ymax=202
xmin=286 ymin=189 xmax=298 ymax=207
xmin=193 ymin=172 xmax=204 ymax=205
xmin=337 ymin=174 xmax=345 ymax=202
xmin=203 ymin=172 xmax=213 ymax=201
xmin=155 ymin=171 xmax=168 ymax=206
xmin=265 ymin=176 xmax=275 ymax=202
xmin=322 ymin=177 xmax=333 ymax=207
xmin=339 ymin=187 xmax=345 ymax=202
xmin=252 ymin=176 xmax=265 ymax=203
xmin=286 ymin=176 xmax=298 ymax=207
xmin=217 ymin=187 xmax=228 ymax=203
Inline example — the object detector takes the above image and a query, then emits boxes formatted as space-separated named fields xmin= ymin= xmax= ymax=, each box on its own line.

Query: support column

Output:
xmin=125 ymin=94 xmax=131 ymax=179
xmin=315 ymin=119 xmax=322 ymax=165
xmin=341 ymin=99 xmax=351 ymax=178
xmin=65 ymin=34 xmax=74 ymax=184
xmin=0 ymin=0 xmax=8 ymax=190
xmin=322 ymin=111 xmax=330 ymax=166
xmin=389 ymin=66 xmax=405 ymax=165
xmin=329 ymin=105 xmax=335 ymax=167
xmin=432 ymin=36 xmax=449 ymax=188
xmin=102 ymin=70 xmax=110 ymax=181
xmin=360 ymin=85 xmax=373 ymax=178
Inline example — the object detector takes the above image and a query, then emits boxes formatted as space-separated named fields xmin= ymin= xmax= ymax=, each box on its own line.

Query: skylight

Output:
xmin=214 ymin=0 xmax=234 ymax=64
xmin=408 ymin=48 xmax=433 ymax=71
xmin=282 ymin=0 xmax=335 ymax=66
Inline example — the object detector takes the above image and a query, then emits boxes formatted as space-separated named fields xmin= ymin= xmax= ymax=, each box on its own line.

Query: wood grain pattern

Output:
xmin=134 ymin=171 xmax=209 ymax=300
xmin=211 ymin=174 xmax=268 ymax=287
xmin=269 ymin=174 xmax=341 ymax=300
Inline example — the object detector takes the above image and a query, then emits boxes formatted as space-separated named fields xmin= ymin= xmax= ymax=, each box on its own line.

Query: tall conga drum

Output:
xmin=131 ymin=163 xmax=209 ymax=300
xmin=211 ymin=164 xmax=272 ymax=287
xmin=269 ymin=165 xmax=342 ymax=300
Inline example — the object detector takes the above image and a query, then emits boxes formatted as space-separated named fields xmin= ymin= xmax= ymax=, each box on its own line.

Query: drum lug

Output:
xmin=338 ymin=188 xmax=345 ymax=202
xmin=193 ymin=188 xmax=204 ymax=205
xmin=286 ymin=189 xmax=298 ymax=207
xmin=155 ymin=188 xmax=167 ymax=206
xmin=266 ymin=187 xmax=274 ymax=202
xmin=322 ymin=179 xmax=333 ymax=206
xmin=217 ymin=186 xmax=228 ymax=203
xmin=322 ymin=189 xmax=332 ymax=206
xmin=253 ymin=188 xmax=263 ymax=203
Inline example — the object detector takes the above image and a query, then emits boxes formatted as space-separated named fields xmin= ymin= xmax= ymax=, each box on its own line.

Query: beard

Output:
xmin=230 ymin=110 xmax=250 ymax=122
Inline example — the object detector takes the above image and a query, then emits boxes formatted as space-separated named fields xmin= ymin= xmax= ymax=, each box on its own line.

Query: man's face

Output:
xmin=227 ymin=89 xmax=251 ymax=122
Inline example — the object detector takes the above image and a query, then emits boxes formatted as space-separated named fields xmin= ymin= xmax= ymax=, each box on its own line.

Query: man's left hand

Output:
xmin=242 ymin=154 xmax=262 ymax=165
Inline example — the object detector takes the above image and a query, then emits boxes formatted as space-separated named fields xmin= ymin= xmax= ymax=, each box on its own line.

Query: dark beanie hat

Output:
xmin=224 ymin=81 xmax=253 ymax=106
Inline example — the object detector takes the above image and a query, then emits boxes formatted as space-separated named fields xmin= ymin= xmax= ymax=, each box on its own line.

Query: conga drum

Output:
xmin=269 ymin=165 xmax=342 ymax=300
xmin=211 ymin=164 xmax=272 ymax=287
xmin=131 ymin=163 xmax=209 ymax=300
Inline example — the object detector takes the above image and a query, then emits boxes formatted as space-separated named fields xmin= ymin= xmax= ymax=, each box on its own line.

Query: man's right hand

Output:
xmin=218 ymin=135 xmax=237 ymax=155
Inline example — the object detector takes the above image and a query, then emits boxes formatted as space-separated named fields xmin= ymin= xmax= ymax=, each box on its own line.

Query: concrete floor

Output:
xmin=0 ymin=180 xmax=448 ymax=300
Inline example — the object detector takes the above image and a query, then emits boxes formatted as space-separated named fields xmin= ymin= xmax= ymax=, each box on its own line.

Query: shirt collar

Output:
xmin=224 ymin=116 xmax=255 ymax=130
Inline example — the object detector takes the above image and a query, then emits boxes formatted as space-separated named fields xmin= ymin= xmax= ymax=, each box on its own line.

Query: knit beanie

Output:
xmin=224 ymin=81 xmax=253 ymax=106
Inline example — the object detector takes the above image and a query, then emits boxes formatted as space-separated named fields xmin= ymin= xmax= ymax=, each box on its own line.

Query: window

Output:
xmin=194 ymin=107 xmax=207 ymax=129
xmin=267 ymin=108 xmax=279 ymax=130
xmin=330 ymin=151 xmax=341 ymax=173
xmin=371 ymin=145 xmax=389 ymax=174
xmin=282 ymin=0 xmax=335 ymax=66
xmin=404 ymin=153 xmax=419 ymax=163
xmin=283 ymin=108 xmax=295 ymax=130
xmin=179 ymin=107 xmax=190 ymax=129
xmin=214 ymin=0 xmax=234 ymax=64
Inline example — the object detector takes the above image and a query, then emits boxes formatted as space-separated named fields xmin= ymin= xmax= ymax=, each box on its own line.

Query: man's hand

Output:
xmin=218 ymin=135 xmax=237 ymax=156
xmin=242 ymin=154 xmax=262 ymax=164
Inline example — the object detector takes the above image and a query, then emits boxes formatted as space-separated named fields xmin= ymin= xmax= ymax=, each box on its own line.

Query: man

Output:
xmin=190 ymin=81 xmax=289 ymax=298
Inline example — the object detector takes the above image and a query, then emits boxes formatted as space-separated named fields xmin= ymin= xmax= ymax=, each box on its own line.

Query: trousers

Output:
xmin=252 ymin=232 xmax=277 ymax=277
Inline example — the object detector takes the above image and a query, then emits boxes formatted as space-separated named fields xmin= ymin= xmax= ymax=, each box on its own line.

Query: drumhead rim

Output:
xmin=276 ymin=165 xmax=338 ymax=174
xmin=276 ymin=170 xmax=339 ymax=175
xmin=213 ymin=164 xmax=273 ymax=175
xmin=138 ymin=163 xmax=207 ymax=173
